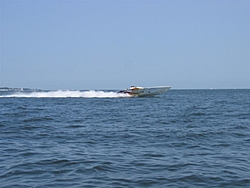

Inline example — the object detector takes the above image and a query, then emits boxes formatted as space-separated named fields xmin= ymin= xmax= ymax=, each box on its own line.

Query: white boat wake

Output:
xmin=0 ymin=90 xmax=130 ymax=98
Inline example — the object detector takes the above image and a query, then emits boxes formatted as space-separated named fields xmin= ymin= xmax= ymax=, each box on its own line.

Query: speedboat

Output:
xmin=118 ymin=86 xmax=171 ymax=97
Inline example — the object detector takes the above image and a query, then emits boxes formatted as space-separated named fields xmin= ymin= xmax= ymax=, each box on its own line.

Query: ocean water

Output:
xmin=0 ymin=89 xmax=250 ymax=187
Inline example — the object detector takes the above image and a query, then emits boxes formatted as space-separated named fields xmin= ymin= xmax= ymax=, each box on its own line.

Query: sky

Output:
xmin=1 ymin=0 xmax=250 ymax=90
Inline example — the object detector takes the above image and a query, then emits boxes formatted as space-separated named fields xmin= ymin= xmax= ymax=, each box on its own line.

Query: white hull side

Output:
xmin=129 ymin=86 xmax=171 ymax=97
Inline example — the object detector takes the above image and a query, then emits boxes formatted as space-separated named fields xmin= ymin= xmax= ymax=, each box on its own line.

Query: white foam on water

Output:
xmin=0 ymin=90 xmax=130 ymax=98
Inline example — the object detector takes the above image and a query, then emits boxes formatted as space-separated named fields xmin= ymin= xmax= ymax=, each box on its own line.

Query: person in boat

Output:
xmin=130 ymin=86 xmax=140 ymax=90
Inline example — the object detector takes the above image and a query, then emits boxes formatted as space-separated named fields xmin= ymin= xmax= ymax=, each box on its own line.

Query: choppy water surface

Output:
xmin=0 ymin=89 xmax=250 ymax=187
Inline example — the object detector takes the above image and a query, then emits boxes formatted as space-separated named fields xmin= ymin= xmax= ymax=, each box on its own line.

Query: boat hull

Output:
xmin=118 ymin=86 xmax=171 ymax=97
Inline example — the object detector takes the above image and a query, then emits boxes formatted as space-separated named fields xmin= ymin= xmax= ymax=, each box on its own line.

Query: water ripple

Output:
xmin=1 ymin=90 xmax=250 ymax=187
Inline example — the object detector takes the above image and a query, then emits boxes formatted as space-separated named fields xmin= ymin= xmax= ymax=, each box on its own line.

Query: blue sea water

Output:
xmin=0 ymin=89 xmax=250 ymax=187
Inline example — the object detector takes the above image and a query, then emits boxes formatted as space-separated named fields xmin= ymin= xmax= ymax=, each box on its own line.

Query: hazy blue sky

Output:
xmin=1 ymin=0 xmax=249 ymax=90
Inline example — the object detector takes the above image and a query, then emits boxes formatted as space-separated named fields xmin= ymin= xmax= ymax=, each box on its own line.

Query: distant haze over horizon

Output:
xmin=1 ymin=1 xmax=249 ymax=90
xmin=1 ymin=86 xmax=249 ymax=91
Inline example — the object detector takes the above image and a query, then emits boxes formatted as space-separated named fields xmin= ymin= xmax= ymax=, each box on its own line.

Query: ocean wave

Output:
xmin=0 ymin=90 xmax=130 ymax=98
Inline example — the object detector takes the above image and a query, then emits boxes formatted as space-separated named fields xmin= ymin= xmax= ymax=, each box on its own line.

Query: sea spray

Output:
xmin=0 ymin=90 xmax=130 ymax=98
